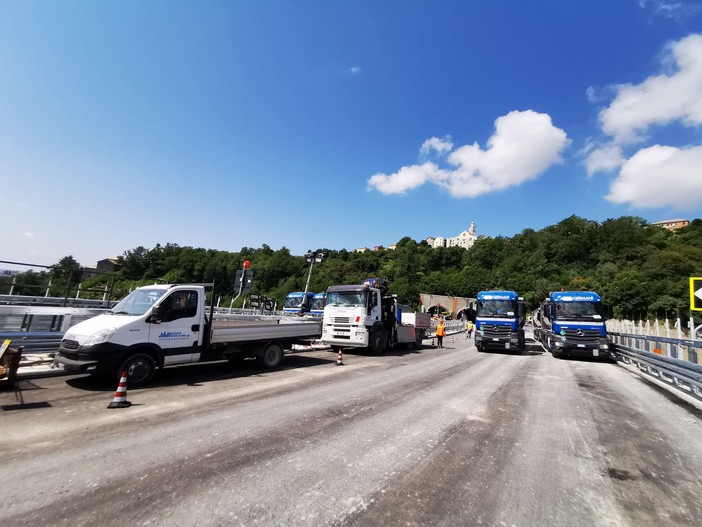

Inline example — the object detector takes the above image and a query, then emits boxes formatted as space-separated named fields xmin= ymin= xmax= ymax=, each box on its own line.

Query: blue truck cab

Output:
xmin=474 ymin=290 xmax=526 ymax=352
xmin=283 ymin=291 xmax=315 ymax=315
xmin=538 ymin=291 xmax=610 ymax=359
xmin=310 ymin=293 xmax=325 ymax=316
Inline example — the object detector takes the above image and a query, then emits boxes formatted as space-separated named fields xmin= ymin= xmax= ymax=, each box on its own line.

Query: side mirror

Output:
xmin=149 ymin=305 xmax=162 ymax=324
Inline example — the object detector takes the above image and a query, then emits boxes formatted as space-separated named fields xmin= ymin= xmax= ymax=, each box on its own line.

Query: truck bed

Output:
xmin=210 ymin=316 xmax=322 ymax=344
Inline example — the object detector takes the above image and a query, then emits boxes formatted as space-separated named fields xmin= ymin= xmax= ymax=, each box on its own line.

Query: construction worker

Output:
xmin=466 ymin=320 xmax=473 ymax=338
xmin=436 ymin=318 xmax=446 ymax=348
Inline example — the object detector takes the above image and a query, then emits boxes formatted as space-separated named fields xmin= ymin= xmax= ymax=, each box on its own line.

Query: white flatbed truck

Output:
xmin=55 ymin=283 xmax=321 ymax=386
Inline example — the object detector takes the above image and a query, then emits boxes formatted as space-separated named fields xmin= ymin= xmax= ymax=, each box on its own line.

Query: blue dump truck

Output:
xmin=474 ymin=290 xmax=526 ymax=352
xmin=534 ymin=291 xmax=611 ymax=359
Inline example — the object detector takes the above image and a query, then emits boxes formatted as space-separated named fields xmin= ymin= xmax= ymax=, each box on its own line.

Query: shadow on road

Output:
xmin=65 ymin=354 xmax=336 ymax=392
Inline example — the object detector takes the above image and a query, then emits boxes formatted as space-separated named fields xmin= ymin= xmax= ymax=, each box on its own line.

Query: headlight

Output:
xmin=83 ymin=327 xmax=117 ymax=347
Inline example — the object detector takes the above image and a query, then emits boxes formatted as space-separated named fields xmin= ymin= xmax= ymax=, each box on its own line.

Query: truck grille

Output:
xmin=563 ymin=329 xmax=600 ymax=345
xmin=481 ymin=325 xmax=511 ymax=338
xmin=332 ymin=317 xmax=352 ymax=325
xmin=61 ymin=339 xmax=80 ymax=350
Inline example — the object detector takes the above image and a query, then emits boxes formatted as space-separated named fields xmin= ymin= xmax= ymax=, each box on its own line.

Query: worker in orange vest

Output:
xmin=436 ymin=319 xmax=446 ymax=348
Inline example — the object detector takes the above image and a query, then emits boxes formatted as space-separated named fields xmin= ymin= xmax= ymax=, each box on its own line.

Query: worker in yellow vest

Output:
xmin=436 ymin=319 xmax=446 ymax=348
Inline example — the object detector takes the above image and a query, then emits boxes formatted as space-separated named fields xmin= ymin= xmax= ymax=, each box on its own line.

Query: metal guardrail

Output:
xmin=609 ymin=332 xmax=702 ymax=405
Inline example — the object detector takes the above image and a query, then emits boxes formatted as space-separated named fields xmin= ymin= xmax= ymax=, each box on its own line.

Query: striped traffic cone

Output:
xmin=107 ymin=371 xmax=132 ymax=409
xmin=335 ymin=347 xmax=344 ymax=366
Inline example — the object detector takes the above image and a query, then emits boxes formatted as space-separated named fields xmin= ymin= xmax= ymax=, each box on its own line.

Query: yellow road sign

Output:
xmin=690 ymin=277 xmax=702 ymax=312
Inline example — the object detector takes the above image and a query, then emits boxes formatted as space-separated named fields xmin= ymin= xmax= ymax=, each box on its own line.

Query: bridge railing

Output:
xmin=609 ymin=331 xmax=702 ymax=407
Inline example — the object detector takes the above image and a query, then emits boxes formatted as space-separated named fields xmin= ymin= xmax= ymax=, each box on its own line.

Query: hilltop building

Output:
xmin=427 ymin=221 xmax=477 ymax=250
xmin=651 ymin=219 xmax=689 ymax=231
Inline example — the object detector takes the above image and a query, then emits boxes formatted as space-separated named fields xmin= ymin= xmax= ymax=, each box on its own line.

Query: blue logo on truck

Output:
xmin=159 ymin=331 xmax=189 ymax=340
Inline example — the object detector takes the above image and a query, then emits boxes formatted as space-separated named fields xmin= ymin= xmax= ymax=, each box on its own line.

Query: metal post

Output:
xmin=301 ymin=250 xmax=324 ymax=315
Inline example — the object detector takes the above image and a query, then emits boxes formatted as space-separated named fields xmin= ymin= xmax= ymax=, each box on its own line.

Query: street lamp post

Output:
xmin=301 ymin=249 xmax=325 ymax=315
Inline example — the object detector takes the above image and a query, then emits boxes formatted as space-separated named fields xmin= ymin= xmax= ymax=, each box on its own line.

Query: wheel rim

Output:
xmin=127 ymin=359 xmax=151 ymax=384
xmin=263 ymin=345 xmax=281 ymax=367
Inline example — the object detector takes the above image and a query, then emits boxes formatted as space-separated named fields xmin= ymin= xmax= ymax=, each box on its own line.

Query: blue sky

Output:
xmin=2 ymin=0 xmax=702 ymax=269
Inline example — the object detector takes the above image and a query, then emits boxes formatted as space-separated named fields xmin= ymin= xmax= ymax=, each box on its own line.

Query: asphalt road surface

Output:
xmin=2 ymin=336 xmax=701 ymax=526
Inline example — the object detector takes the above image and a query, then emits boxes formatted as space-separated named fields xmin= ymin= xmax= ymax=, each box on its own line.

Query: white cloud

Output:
xmin=606 ymin=144 xmax=702 ymax=209
xmin=585 ymin=145 xmax=625 ymax=175
xmin=350 ymin=66 xmax=361 ymax=74
xmin=24 ymin=232 xmax=36 ymax=240
xmin=598 ymin=34 xmax=702 ymax=145
xmin=368 ymin=110 xmax=569 ymax=197
xmin=587 ymin=33 xmax=702 ymax=210
xmin=638 ymin=0 xmax=702 ymax=19
xmin=420 ymin=136 xmax=454 ymax=156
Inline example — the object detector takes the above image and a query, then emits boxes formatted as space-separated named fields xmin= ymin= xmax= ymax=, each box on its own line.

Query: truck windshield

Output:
xmin=477 ymin=300 xmax=515 ymax=317
xmin=325 ymin=291 xmax=366 ymax=307
xmin=110 ymin=289 xmax=166 ymax=316
xmin=555 ymin=301 xmax=603 ymax=321
xmin=284 ymin=296 xmax=304 ymax=308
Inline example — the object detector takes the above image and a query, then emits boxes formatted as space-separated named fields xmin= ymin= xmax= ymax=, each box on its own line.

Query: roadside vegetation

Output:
xmin=3 ymin=215 xmax=701 ymax=320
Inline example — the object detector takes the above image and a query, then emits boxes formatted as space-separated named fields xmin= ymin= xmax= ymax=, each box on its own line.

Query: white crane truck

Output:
xmin=321 ymin=278 xmax=430 ymax=353
xmin=54 ymin=283 xmax=322 ymax=386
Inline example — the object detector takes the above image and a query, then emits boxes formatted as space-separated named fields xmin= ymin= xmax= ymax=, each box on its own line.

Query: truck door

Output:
xmin=150 ymin=289 xmax=203 ymax=365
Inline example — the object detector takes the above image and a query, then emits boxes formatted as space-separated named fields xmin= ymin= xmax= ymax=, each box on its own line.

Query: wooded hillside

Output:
xmin=5 ymin=215 xmax=702 ymax=320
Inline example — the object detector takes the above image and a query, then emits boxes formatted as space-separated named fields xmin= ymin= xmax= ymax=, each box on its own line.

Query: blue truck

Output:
xmin=283 ymin=291 xmax=315 ymax=315
xmin=474 ymin=290 xmax=526 ymax=352
xmin=309 ymin=292 xmax=325 ymax=316
xmin=534 ymin=291 xmax=611 ymax=359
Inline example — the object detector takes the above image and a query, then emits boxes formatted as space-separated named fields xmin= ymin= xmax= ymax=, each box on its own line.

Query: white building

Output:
xmin=428 ymin=221 xmax=477 ymax=250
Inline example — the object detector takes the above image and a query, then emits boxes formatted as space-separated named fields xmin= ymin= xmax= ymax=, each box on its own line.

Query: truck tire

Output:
xmin=370 ymin=329 xmax=387 ymax=355
xmin=258 ymin=343 xmax=284 ymax=369
xmin=118 ymin=353 xmax=156 ymax=387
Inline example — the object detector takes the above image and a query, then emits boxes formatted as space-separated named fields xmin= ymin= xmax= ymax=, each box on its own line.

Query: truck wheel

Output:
xmin=370 ymin=330 xmax=387 ymax=355
xmin=414 ymin=330 xmax=424 ymax=349
xmin=118 ymin=353 xmax=155 ymax=387
xmin=258 ymin=343 xmax=284 ymax=369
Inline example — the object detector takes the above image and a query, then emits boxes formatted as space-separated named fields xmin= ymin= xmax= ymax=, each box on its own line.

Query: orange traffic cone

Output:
xmin=335 ymin=347 xmax=344 ymax=366
xmin=107 ymin=371 xmax=132 ymax=408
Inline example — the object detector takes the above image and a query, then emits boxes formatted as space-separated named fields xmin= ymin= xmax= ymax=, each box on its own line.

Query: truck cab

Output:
xmin=283 ymin=291 xmax=315 ymax=315
xmin=474 ymin=290 xmax=526 ymax=352
xmin=540 ymin=291 xmax=610 ymax=358
xmin=56 ymin=284 xmax=209 ymax=385
xmin=321 ymin=282 xmax=394 ymax=353
xmin=309 ymin=293 xmax=326 ymax=317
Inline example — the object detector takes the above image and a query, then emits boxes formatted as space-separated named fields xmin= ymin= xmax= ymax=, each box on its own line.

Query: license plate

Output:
xmin=593 ymin=349 xmax=599 ymax=357
xmin=505 ymin=343 xmax=510 ymax=349
xmin=492 ymin=338 xmax=499 ymax=341
xmin=577 ymin=344 xmax=585 ymax=348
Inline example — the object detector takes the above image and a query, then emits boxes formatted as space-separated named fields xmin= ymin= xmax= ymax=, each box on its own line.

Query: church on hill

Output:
xmin=426 ymin=221 xmax=477 ymax=250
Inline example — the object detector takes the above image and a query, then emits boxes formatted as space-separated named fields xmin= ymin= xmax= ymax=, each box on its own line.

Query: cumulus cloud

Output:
xmin=586 ymin=33 xmax=702 ymax=210
xmin=367 ymin=110 xmax=569 ymax=197
xmin=598 ymin=34 xmax=702 ymax=145
xmin=420 ymin=136 xmax=453 ymax=156
xmin=606 ymin=144 xmax=702 ymax=209
xmin=585 ymin=145 xmax=625 ymax=175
